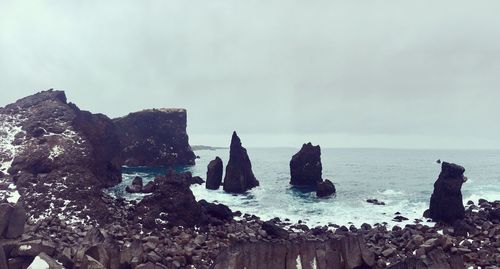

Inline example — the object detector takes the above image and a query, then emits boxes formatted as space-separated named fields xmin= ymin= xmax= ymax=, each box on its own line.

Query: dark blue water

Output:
xmin=107 ymin=148 xmax=500 ymax=227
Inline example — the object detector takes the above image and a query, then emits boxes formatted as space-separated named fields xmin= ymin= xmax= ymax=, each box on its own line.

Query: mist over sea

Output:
xmin=109 ymin=148 xmax=500 ymax=227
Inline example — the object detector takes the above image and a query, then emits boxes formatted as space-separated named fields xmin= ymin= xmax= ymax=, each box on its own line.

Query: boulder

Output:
xmin=223 ymin=132 xmax=259 ymax=193
xmin=113 ymin=109 xmax=196 ymax=166
xmin=316 ymin=179 xmax=336 ymax=197
xmin=290 ymin=143 xmax=322 ymax=186
xmin=428 ymin=162 xmax=466 ymax=223
xmin=135 ymin=171 xmax=208 ymax=229
xmin=199 ymin=200 xmax=233 ymax=222
xmin=6 ymin=204 xmax=27 ymax=239
xmin=206 ymin=157 xmax=223 ymax=190
xmin=0 ymin=203 xmax=13 ymax=237
xmin=27 ymin=253 xmax=63 ymax=269
xmin=261 ymin=221 xmax=288 ymax=239
xmin=190 ymin=176 xmax=205 ymax=185
xmin=126 ymin=176 xmax=143 ymax=193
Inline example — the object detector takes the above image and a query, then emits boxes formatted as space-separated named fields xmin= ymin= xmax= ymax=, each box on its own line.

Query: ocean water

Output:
xmin=108 ymin=148 xmax=500 ymax=227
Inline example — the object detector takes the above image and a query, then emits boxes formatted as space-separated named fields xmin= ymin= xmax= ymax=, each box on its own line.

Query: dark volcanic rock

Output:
xmin=5 ymin=204 xmax=27 ymax=238
xmin=199 ymin=200 xmax=233 ymax=222
xmin=290 ymin=142 xmax=322 ymax=186
xmin=126 ymin=176 xmax=143 ymax=193
xmin=428 ymin=162 xmax=466 ymax=223
xmin=223 ymin=132 xmax=259 ymax=193
xmin=316 ymin=179 xmax=336 ymax=197
xmin=113 ymin=109 xmax=196 ymax=167
xmin=190 ymin=176 xmax=205 ymax=185
xmin=206 ymin=157 xmax=223 ymax=190
xmin=261 ymin=221 xmax=288 ymax=239
xmin=135 ymin=171 xmax=208 ymax=229
xmin=0 ymin=90 xmax=123 ymax=224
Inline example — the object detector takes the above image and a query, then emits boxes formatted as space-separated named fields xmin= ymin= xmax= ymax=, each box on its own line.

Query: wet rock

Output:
xmin=223 ymin=132 xmax=259 ymax=193
xmin=135 ymin=171 xmax=207 ymax=228
xmin=367 ymin=199 xmax=386 ymax=205
xmin=206 ymin=157 xmax=223 ymax=190
xmin=428 ymin=162 xmax=466 ymax=223
xmin=190 ymin=176 xmax=205 ymax=185
xmin=316 ymin=179 xmax=336 ymax=197
xmin=393 ymin=215 xmax=409 ymax=222
xmin=114 ymin=108 xmax=196 ymax=166
xmin=142 ymin=181 xmax=156 ymax=193
xmin=261 ymin=221 xmax=288 ymax=239
xmin=199 ymin=200 xmax=233 ymax=222
xmin=290 ymin=142 xmax=322 ymax=186
xmin=126 ymin=176 xmax=143 ymax=193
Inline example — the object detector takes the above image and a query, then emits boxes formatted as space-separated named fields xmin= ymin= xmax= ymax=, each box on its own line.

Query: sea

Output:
xmin=107 ymin=148 xmax=500 ymax=228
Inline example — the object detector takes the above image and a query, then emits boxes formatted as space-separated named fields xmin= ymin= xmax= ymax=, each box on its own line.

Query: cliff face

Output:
xmin=0 ymin=90 xmax=123 ymax=224
xmin=113 ymin=109 xmax=196 ymax=167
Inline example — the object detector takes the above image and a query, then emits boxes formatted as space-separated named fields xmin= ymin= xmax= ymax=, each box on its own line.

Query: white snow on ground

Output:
xmin=27 ymin=256 xmax=49 ymax=269
xmin=0 ymin=114 xmax=25 ymax=204
xmin=48 ymin=145 xmax=64 ymax=160
xmin=0 ymin=114 xmax=25 ymax=173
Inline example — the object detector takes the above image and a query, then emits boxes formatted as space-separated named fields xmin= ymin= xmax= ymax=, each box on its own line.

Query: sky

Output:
xmin=1 ymin=1 xmax=500 ymax=149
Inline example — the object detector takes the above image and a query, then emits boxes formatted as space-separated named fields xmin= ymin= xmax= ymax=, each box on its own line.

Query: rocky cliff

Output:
xmin=0 ymin=90 xmax=123 ymax=224
xmin=113 ymin=109 xmax=196 ymax=167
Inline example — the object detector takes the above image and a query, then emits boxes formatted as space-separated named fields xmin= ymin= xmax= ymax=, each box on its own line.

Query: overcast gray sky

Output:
xmin=1 ymin=1 xmax=500 ymax=148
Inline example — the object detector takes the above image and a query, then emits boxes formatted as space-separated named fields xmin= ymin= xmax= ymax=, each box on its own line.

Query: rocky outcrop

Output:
xmin=289 ymin=143 xmax=337 ymax=197
xmin=427 ymin=162 xmax=466 ymax=223
xmin=223 ymin=132 xmax=259 ymax=193
xmin=0 ymin=90 xmax=123 ymax=224
xmin=113 ymin=109 xmax=196 ymax=167
xmin=134 ymin=171 xmax=208 ymax=229
xmin=290 ymin=143 xmax=323 ymax=186
xmin=206 ymin=157 xmax=223 ymax=190
xmin=316 ymin=179 xmax=336 ymax=197
xmin=212 ymin=234 xmax=375 ymax=269
xmin=126 ymin=176 xmax=143 ymax=193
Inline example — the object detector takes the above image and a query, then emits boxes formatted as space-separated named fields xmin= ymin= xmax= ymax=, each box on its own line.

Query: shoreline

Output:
xmin=1 ymin=197 xmax=497 ymax=268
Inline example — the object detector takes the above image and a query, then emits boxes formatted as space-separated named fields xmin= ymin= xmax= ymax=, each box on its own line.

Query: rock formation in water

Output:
xmin=134 ymin=171 xmax=208 ymax=229
xmin=223 ymin=132 xmax=259 ymax=193
xmin=0 ymin=90 xmax=123 ymax=223
xmin=316 ymin=179 xmax=336 ymax=197
xmin=206 ymin=156 xmax=223 ymax=190
xmin=290 ymin=142 xmax=323 ymax=186
xmin=289 ymin=143 xmax=337 ymax=197
xmin=125 ymin=176 xmax=143 ymax=193
xmin=113 ymin=108 xmax=196 ymax=167
xmin=427 ymin=162 xmax=466 ymax=223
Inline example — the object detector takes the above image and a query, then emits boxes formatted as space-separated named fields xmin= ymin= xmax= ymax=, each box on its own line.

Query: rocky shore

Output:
xmin=0 ymin=90 xmax=499 ymax=269
xmin=1 ymin=197 xmax=498 ymax=268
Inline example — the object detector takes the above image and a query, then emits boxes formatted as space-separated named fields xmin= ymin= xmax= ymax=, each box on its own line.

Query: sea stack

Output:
xmin=223 ymin=132 xmax=259 ymax=193
xmin=206 ymin=157 xmax=223 ymax=190
xmin=290 ymin=143 xmax=323 ymax=186
xmin=113 ymin=108 xmax=196 ymax=167
xmin=427 ymin=162 xmax=466 ymax=223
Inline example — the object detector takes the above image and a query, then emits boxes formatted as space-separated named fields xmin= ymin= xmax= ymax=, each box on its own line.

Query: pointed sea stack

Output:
xmin=290 ymin=143 xmax=323 ymax=186
xmin=223 ymin=132 xmax=259 ymax=193
xmin=206 ymin=157 xmax=223 ymax=190
xmin=427 ymin=162 xmax=466 ymax=223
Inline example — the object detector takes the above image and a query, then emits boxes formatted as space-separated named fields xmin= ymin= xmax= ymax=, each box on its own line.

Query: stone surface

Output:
xmin=316 ymin=179 xmax=336 ymax=197
xmin=113 ymin=109 xmax=196 ymax=167
xmin=223 ymin=132 xmax=259 ymax=193
xmin=206 ymin=157 xmax=223 ymax=190
xmin=6 ymin=204 xmax=27 ymax=239
xmin=126 ymin=176 xmax=143 ymax=193
xmin=428 ymin=162 xmax=466 ymax=223
xmin=290 ymin=143 xmax=322 ymax=186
